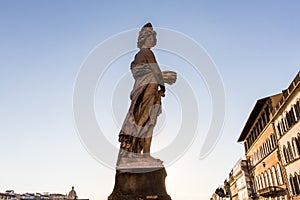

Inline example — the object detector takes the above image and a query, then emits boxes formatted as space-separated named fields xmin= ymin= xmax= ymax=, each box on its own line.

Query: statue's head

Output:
xmin=137 ymin=22 xmax=157 ymax=49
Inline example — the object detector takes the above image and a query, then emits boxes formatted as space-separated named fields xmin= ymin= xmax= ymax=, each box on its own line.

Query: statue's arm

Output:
xmin=145 ymin=50 xmax=165 ymax=91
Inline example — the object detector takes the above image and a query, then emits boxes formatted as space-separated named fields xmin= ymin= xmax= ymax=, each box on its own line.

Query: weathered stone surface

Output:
xmin=117 ymin=155 xmax=164 ymax=172
xmin=108 ymin=167 xmax=171 ymax=200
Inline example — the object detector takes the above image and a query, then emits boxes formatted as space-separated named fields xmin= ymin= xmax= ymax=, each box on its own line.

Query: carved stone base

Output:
xmin=108 ymin=167 xmax=171 ymax=200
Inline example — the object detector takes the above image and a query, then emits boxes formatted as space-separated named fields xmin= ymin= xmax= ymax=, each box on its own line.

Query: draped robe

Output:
xmin=118 ymin=48 xmax=165 ymax=153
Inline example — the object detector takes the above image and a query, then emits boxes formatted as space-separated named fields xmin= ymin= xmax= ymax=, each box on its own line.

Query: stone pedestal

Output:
xmin=108 ymin=167 xmax=171 ymax=200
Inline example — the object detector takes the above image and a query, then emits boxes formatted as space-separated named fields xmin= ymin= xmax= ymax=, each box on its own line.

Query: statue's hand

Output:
xmin=159 ymin=90 xmax=165 ymax=97
xmin=159 ymin=85 xmax=165 ymax=97
xmin=160 ymin=85 xmax=165 ymax=93
xmin=162 ymin=71 xmax=177 ymax=85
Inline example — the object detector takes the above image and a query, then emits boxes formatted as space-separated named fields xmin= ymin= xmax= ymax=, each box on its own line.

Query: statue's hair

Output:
xmin=137 ymin=22 xmax=157 ymax=49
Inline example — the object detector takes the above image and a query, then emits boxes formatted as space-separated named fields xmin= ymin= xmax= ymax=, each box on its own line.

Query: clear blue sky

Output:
xmin=1 ymin=1 xmax=299 ymax=199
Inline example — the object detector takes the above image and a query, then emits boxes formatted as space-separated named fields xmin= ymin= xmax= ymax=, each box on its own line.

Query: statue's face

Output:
xmin=143 ymin=35 xmax=155 ymax=48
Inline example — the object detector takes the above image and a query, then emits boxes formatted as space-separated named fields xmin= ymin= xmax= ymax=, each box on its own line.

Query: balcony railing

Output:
xmin=257 ymin=186 xmax=285 ymax=197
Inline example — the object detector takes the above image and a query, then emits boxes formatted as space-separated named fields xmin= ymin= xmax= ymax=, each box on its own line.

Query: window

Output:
xmin=294 ymin=173 xmax=300 ymax=195
xmin=263 ymin=143 xmax=267 ymax=157
xmin=288 ymin=141 xmax=294 ymax=161
xmin=255 ymin=177 xmax=259 ymax=190
xmin=290 ymin=107 xmax=296 ymax=124
xmin=283 ymin=145 xmax=288 ymax=164
xmin=272 ymin=166 xmax=278 ymax=186
xmin=286 ymin=111 xmax=292 ymax=128
xmin=276 ymin=122 xmax=281 ymax=138
xmin=295 ymin=136 xmax=300 ymax=156
xmin=267 ymin=138 xmax=271 ymax=152
xmin=277 ymin=163 xmax=284 ymax=185
xmin=281 ymin=118 xmax=287 ymax=132
xmin=264 ymin=171 xmax=269 ymax=187
xmin=255 ymin=177 xmax=259 ymax=191
xmin=263 ymin=112 xmax=268 ymax=126
xmin=290 ymin=175 xmax=296 ymax=195
xmin=267 ymin=169 xmax=273 ymax=186
xmin=298 ymin=173 xmax=300 ymax=190
xmin=284 ymin=114 xmax=289 ymax=130
xmin=292 ymin=138 xmax=299 ymax=158
xmin=293 ymin=105 xmax=297 ymax=121
xmin=259 ymin=175 xmax=262 ymax=189
xmin=270 ymin=135 xmax=274 ymax=149
xmin=274 ymin=133 xmax=277 ymax=145
xmin=279 ymin=121 xmax=285 ymax=135
xmin=273 ymin=134 xmax=277 ymax=145
xmin=257 ymin=175 xmax=262 ymax=190
xmin=294 ymin=100 xmax=300 ymax=120
xmin=245 ymin=140 xmax=249 ymax=152
xmin=290 ymin=173 xmax=300 ymax=195
xmin=261 ymin=173 xmax=265 ymax=188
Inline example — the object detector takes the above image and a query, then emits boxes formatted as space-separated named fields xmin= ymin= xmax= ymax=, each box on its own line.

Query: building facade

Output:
xmin=238 ymin=94 xmax=290 ymax=199
xmin=211 ymin=184 xmax=231 ymax=200
xmin=212 ymin=71 xmax=300 ymax=199
xmin=229 ymin=170 xmax=238 ymax=200
xmin=0 ymin=193 xmax=15 ymax=200
xmin=0 ymin=186 xmax=88 ymax=200
xmin=273 ymin=72 xmax=300 ymax=200
xmin=232 ymin=159 xmax=253 ymax=200
xmin=214 ymin=160 xmax=252 ymax=200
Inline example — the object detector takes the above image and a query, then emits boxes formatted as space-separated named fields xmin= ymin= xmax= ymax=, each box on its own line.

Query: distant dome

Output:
xmin=67 ymin=186 xmax=77 ymax=200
